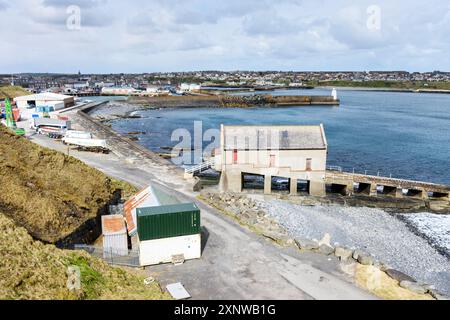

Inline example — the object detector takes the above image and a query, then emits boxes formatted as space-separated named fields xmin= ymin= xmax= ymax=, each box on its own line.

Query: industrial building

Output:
xmin=215 ymin=124 xmax=328 ymax=196
xmin=13 ymin=92 xmax=75 ymax=120
xmin=14 ymin=92 xmax=75 ymax=110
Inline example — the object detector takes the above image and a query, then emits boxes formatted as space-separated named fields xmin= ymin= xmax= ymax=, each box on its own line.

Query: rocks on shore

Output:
xmin=385 ymin=269 xmax=416 ymax=283
xmin=319 ymin=244 xmax=335 ymax=255
xmin=399 ymin=281 xmax=428 ymax=295
xmin=335 ymin=246 xmax=354 ymax=261
xmin=295 ymin=238 xmax=320 ymax=251
xmin=200 ymin=191 xmax=450 ymax=300
xmin=201 ymin=191 xmax=292 ymax=245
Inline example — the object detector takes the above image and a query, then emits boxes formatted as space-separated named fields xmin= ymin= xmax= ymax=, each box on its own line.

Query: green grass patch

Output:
xmin=66 ymin=254 xmax=105 ymax=299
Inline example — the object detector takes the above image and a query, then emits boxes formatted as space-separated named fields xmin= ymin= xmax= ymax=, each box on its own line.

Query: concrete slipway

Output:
xmin=23 ymin=116 xmax=376 ymax=300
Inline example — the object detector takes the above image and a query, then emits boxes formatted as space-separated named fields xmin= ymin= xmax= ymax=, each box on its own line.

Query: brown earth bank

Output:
xmin=128 ymin=94 xmax=338 ymax=108
xmin=0 ymin=212 xmax=170 ymax=300
xmin=0 ymin=126 xmax=136 ymax=246
xmin=0 ymin=85 xmax=30 ymax=100
xmin=0 ymin=126 xmax=171 ymax=300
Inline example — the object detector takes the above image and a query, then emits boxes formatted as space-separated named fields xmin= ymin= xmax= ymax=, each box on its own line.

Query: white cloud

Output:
xmin=0 ymin=0 xmax=449 ymax=72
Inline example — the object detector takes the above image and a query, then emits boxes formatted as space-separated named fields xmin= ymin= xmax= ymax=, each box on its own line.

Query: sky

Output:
xmin=0 ymin=0 xmax=449 ymax=73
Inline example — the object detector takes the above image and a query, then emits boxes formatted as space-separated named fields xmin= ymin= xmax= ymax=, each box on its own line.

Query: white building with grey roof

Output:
xmin=215 ymin=124 xmax=328 ymax=196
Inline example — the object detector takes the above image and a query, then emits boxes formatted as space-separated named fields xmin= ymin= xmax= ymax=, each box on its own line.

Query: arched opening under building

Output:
xmin=241 ymin=173 xmax=264 ymax=192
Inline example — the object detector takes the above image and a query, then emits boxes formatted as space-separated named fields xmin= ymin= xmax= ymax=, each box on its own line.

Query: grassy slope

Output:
xmin=0 ymin=85 xmax=30 ymax=100
xmin=0 ymin=126 xmax=170 ymax=300
xmin=306 ymin=80 xmax=450 ymax=91
xmin=0 ymin=126 xmax=127 ymax=243
xmin=0 ymin=212 xmax=170 ymax=300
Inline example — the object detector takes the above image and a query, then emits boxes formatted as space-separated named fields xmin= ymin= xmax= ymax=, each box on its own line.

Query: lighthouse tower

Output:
xmin=331 ymin=88 xmax=338 ymax=101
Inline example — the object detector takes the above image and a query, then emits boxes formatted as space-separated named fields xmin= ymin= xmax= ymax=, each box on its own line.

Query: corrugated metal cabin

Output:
xmin=136 ymin=203 xmax=202 ymax=266
xmin=102 ymin=215 xmax=128 ymax=257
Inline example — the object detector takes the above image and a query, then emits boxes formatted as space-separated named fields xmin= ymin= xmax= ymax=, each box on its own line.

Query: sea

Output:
xmin=109 ymin=88 xmax=450 ymax=185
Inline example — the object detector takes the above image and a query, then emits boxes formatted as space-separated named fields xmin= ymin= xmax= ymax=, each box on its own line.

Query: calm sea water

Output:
xmin=111 ymin=88 xmax=450 ymax=185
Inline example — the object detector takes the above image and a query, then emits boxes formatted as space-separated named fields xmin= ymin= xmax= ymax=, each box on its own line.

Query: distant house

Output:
xmin=101 ymin=87 xmax=139 ymax=95
xmin=179 ymin=83 xmax=201 ymax=92
xmin=146 ymin=85 xmax=159 ymax=94
xmin=215 ymin=124 xmax=328 ymax=196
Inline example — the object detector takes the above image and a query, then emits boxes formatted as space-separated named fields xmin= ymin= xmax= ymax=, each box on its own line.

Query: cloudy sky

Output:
xmin=0 ymin=0 xmax=449 ymax=73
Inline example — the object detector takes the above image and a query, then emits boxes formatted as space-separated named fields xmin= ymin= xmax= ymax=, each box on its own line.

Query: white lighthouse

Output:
xmin=331 ymin=88 xmax=338 ymax=101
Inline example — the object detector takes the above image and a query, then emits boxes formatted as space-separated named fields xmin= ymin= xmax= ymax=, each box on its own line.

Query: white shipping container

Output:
xmin=138 ymin=234 xmax=201 ymax=267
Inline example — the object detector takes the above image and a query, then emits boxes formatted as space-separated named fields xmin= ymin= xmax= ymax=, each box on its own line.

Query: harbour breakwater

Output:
xmin=128 ymin=94 xmax=339 ymax=108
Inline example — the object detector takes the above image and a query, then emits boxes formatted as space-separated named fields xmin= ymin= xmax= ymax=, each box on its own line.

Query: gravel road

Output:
xmin=257 ymin=199 xmax=450 ymax=296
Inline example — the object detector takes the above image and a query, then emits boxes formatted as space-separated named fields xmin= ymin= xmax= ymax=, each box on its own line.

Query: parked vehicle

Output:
xmin=30 ymin=118 xmax=71 ymax=131
xmin=62 ymin=137 xmax=110 ymax=154
xmin=64 ymin=130 xmax=92 ymax=140
xmin=37 ymin=126 xmax=66 ymax=139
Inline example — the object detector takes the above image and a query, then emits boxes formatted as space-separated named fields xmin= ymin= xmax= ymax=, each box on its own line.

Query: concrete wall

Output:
xmin=222 ymin=149 xmax=327 ymax=171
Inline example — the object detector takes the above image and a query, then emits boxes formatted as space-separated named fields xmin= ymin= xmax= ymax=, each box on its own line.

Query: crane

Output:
xmin=3 ymin=98 xmax=25 ymax=136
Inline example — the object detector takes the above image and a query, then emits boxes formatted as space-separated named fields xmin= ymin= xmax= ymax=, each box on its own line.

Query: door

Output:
xmin=233 ymin=149 xmax=238 ymax=164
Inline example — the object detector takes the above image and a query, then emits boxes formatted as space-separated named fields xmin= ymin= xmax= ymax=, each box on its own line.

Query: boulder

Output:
xmin=430 ymin=290 xmax=450 ymax=300
xmin=399 ymin=281 xmax=427 ymax=295
xmin=319 ymin=244 xmax=335 ymax=256
xmin=353 ymin=250 xmax=364 ymax=261
xmin=318 ymin=233 xmax=332 ymax=247
xmin=385 ymin=269 xmax=416 ymax=283
xmin=335 ymin=247 xmax=354 ymax=261
xmin=295 ymin=238 xmax=319 ymax=251
xmin=357 ymin=253 xmax=374 ymax=266
xmin=263 ymin=231 xmax=289 ymax=243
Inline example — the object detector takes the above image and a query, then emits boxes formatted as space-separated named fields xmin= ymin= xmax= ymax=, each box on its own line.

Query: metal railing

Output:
xmin=185 ymin=158 xmax=215 ymax=175
xmin=326 ymin=165 xmax=343 ymax=172
xmin=326 ymin=165 xmax=449 ymax=188
xmin=74 ymin=245 xmax=140 ymax=267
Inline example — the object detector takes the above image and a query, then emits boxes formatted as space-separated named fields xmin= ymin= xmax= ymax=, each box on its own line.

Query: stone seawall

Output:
xmin=128 ymin=94 xmax=339 ymax=108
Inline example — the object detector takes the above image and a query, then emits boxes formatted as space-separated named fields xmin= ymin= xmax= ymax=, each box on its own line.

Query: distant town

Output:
xmin=1 ymin=70 xmax=450 ymax=96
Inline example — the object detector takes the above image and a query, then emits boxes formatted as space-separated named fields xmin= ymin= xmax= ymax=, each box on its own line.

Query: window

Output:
xmin=306 ymin=158 xmax=312 ymax=171
xmin=270 ymin=154 xmax=276 ymax=167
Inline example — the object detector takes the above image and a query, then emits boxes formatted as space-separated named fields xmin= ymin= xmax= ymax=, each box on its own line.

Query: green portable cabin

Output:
xmin=136 ymin=203 xmax=201 ymax=241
